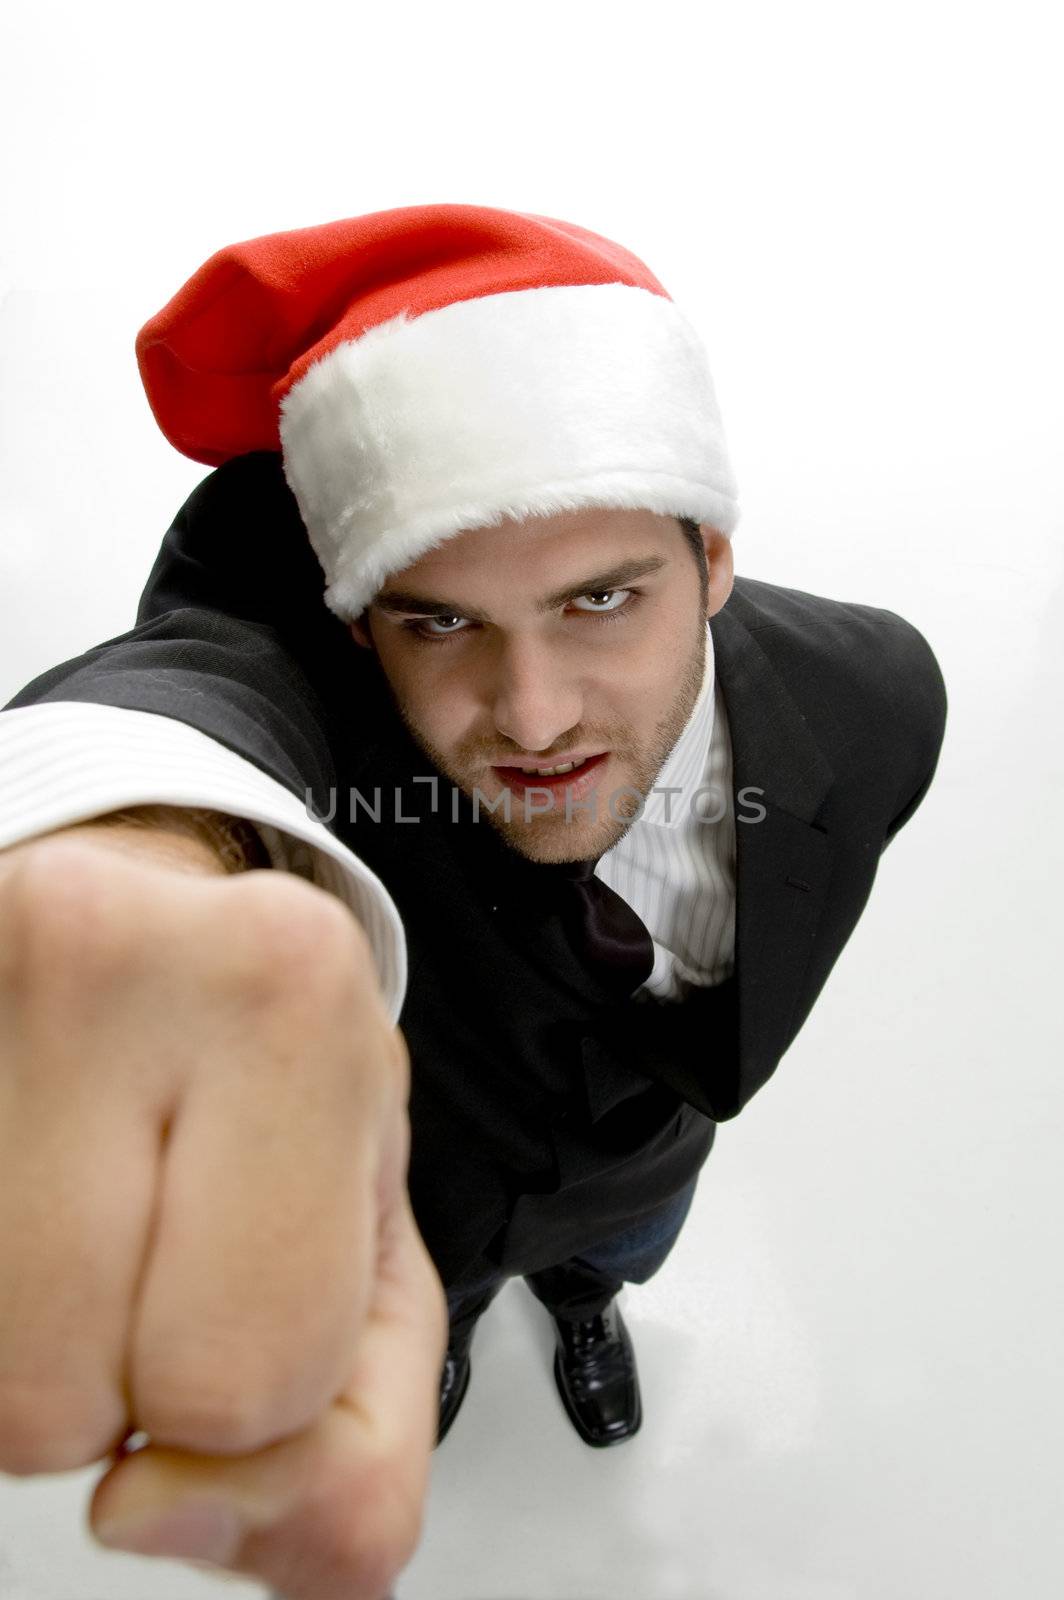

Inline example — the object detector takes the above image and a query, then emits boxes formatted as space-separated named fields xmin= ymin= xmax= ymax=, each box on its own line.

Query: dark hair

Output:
xmin=677 ymin=516 xmax=709 ymax=610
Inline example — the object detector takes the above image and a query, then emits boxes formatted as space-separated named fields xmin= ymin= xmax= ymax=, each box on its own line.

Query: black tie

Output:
xmin=439 ymin=792 xmax=657 ymax=1000
xmin=549 ymin=857 xmax=656 ymax=999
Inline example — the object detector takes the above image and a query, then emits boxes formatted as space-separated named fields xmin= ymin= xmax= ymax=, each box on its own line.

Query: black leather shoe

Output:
xmin=435 ymin=1344 xmax=472 ymax=1447
xmin=551 ymin=1300 xmax=642 ymax=1447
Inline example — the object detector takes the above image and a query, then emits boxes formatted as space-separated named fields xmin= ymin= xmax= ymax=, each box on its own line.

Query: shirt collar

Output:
xmin=635 ymin=619 xmax=716 ymax=829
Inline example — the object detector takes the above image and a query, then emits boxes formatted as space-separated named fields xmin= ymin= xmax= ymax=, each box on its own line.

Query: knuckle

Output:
xmin=0 ymin=843 xmax=71 ymax=960
xmin=134 ymin=1375 xmax=278 ymax=1457
xmin=0 ymin=839 xmax=130 ymax=980
xmin=0 ymin=1384 xmax=124 ymax=1477
xmin=235 ymin=873 xmax=360 ymax=967
xmin=226 ymin=876 xmax=373 ymax=1006
xmin=132 ymin=1338 xmax=330 ymax=1457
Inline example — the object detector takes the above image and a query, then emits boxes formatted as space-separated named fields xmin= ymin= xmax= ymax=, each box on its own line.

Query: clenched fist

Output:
xmin=0 ymin=823 xmax=447 ymax=1600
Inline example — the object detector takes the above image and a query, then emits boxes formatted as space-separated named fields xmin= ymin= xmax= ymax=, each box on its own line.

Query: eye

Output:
xmin=570 ymin=588 xmax=633 ymax=614
xmin=398 ymin=587 xmax=639 ymax=644
xmin=404 ymin=613 xmax=472 ymax=638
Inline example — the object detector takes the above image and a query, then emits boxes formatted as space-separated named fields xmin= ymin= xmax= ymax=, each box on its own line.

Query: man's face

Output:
xmin=350 ymin=508 xmax=734 ymax=863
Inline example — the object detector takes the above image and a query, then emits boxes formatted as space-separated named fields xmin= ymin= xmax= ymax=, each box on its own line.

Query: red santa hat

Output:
xmin=135 ymin=203 xmax=740 ymax=623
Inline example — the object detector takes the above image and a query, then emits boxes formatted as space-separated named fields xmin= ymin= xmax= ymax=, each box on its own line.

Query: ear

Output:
xmin=349 ymin=615 xmax=374 ymax=650
xmin=701 ymin=526 xmax=735 ymax=618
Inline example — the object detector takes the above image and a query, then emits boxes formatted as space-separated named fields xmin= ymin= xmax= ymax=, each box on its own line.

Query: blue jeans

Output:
xmin=445 ymin=1173 xmax=700 ymax=1345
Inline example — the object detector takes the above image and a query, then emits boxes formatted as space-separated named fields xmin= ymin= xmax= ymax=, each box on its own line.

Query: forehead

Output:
xmin=388 ymin=506 xmax=678 ymax=589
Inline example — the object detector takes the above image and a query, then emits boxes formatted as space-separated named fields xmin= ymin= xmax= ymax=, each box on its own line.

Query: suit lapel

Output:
xmin=711 ymin=587 xmax=836 ymax=1085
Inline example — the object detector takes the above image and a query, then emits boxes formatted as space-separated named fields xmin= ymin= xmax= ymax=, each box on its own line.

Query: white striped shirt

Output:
xmin=0 ymin=631 xmax=735 ymax=1015
xmin=597 ymin=620 xmax=736 ymax=1000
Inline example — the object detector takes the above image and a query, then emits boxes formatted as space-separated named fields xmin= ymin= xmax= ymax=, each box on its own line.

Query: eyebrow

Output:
xmin=372 ymin=554 xmax=669 ymax=621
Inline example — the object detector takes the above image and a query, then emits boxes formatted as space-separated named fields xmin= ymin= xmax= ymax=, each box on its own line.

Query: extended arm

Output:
xmin=1 ymin=453 xmax=406 ymax=1014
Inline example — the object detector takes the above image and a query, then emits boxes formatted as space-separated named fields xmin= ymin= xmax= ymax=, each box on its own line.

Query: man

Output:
xmin=0 ymin=204 xmax=947 ymax=1593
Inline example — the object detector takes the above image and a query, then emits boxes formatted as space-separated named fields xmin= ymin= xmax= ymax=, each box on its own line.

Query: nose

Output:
xmin=489 ymin=633 xmax=583 ymax=755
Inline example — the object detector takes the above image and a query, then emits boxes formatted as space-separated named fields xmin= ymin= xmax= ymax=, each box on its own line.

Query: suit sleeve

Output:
xmin=0 ymin=453 xmax=407 ymax=1019
xmin=878 ymin=611 xmax=949 ymax=854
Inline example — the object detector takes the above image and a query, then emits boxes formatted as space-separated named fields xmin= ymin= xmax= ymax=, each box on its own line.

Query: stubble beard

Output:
xmin=393 ymin=618 xmax=708 ymax=864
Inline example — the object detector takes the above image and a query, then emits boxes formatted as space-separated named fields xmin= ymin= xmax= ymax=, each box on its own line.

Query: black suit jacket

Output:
xmin=4 ymin=454 xmax=948 ymax=1280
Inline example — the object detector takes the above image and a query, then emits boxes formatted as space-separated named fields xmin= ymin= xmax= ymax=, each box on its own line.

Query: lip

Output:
xmin=493 ymin=751 xmax=604 ymax=773
xmin=491 ymin=751 xmax=610 ymax=800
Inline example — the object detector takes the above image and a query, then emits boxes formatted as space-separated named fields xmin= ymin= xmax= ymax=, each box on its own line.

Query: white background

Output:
xmin=1 ymin=1 xmax=1061 ymax=1597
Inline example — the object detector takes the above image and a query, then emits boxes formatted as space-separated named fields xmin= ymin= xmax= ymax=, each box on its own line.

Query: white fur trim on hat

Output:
xmin=278 ymin=281 xmax=739 ymax=622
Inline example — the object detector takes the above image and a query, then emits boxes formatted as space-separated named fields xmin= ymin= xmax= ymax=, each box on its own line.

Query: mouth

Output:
xmin=490 ymin=752 xmax=610 ymax=797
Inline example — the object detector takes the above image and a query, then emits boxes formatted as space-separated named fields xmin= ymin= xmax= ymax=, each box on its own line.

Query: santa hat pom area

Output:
xmin=135 ymin=204 xmax=740 ymax=620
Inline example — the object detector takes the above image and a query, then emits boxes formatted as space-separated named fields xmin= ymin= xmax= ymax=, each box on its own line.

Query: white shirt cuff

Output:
xmin=0 ymin=702 xmax=407 ymax=1022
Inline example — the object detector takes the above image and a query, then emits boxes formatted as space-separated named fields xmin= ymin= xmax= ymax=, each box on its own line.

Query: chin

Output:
xmin=490 ymin=814 xmax=630 ymax=865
